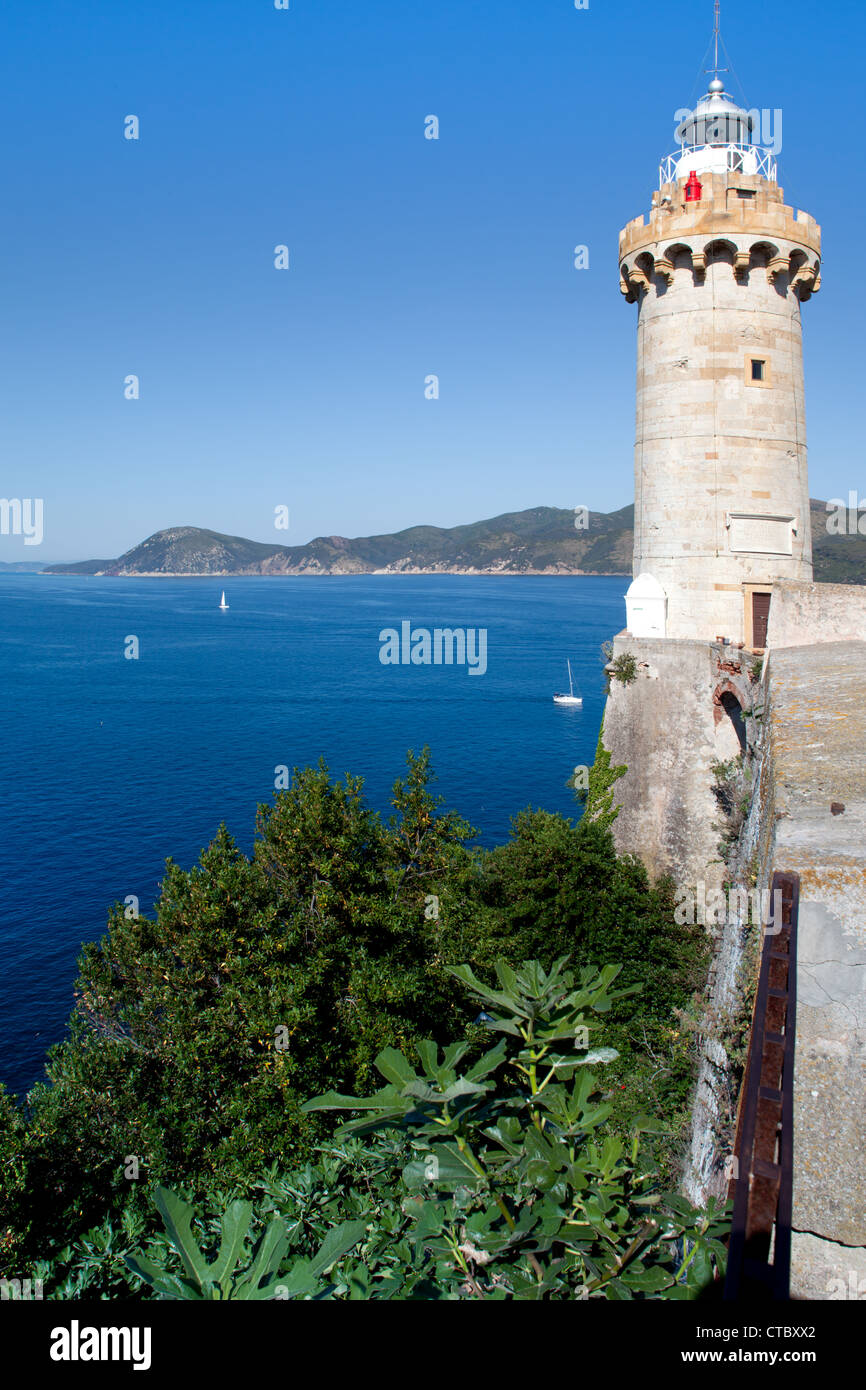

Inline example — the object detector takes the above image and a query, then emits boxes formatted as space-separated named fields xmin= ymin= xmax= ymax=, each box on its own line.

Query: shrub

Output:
xmin=610 ymin=653 xmax=638 ymax=685
xmin=119 ymin=958 xmax=729 ymax=1301
xmin=4 ymin=753 xmax=710 ymax=1271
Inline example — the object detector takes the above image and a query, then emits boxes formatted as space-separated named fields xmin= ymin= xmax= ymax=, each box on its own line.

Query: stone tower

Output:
xmin=618 ymin=74 xmax=821 ymax=647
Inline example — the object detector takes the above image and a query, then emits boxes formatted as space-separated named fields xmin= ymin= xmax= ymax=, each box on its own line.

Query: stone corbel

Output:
xmin=653 ymin=256 xmax=674 ymax=285
xmin=626 ymin=266 xmax=651 ymax=296
xmin=791 ymin=261 xmax=821 ymax=300
xmin=620 ymin=265 xmax=646 ymax=302
xmin=767 ymin=255 xmax=790 ymax=285
xmin=691 ymin=251 xmax=706 ymax=277
xmin=733 ymin=250 xmax=751 ymax=280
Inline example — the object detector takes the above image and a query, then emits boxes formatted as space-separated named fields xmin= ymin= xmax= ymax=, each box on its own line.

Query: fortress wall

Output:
xmin=601 ymin=633 xmax=729 ymax=889
xmin=599 ymin=616 xmax=866 ymax=1294
xmin=601 ymin=634 xmax=762 ymax=1209
xmin=767 ymin=579 xmax=866 ymax=649
xmin=754 ymin=640 xmax=866 ymax=1296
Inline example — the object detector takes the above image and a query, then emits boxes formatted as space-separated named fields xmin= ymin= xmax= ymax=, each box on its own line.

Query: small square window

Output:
xmin=744 ymin=352 xmax=771 ymax=387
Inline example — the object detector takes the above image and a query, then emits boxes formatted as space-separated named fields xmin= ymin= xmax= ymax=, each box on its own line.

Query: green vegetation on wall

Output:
xmin=580 ymin=720 xmax=628 ymax=832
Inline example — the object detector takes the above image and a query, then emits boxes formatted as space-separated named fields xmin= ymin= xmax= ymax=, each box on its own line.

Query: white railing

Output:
xmin=658 ymin=145 xmax=777 ymax=188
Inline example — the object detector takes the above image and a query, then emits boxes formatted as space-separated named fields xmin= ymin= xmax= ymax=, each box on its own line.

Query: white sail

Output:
xmin=553 ymin=658 xmax=582 ymax=706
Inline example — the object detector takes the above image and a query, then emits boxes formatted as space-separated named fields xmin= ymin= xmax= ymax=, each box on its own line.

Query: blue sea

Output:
xmin=0 ymin=574 xmax=625 ymax=1098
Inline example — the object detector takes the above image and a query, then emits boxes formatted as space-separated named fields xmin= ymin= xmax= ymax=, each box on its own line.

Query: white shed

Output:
xmin=625 ymin=572 xmax=667 ymax=638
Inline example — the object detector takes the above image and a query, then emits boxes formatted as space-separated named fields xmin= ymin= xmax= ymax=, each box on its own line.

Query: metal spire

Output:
xmin=706 ymin=1 xmax=728 ymax=86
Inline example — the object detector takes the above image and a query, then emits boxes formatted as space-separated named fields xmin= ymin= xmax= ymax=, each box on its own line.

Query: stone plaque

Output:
xmin=728 ymin=513 xmax=794 ymax=555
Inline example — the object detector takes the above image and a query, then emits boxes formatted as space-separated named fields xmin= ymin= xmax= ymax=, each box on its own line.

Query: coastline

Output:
xmin=38 ymin=568 xmax=631 ymax=579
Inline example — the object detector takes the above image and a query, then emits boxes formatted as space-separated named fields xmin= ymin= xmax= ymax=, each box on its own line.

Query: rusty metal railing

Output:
xmin=724 ymin=869 xmax=799 ymax=1300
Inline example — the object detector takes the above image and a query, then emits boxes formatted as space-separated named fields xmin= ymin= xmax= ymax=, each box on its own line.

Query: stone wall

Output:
xmin=751 ymin=639 xmax=866 ymax=1297
xmin=600 ymin=585 xmax=866 ymax=1297
xmin=601 ymin=631 xmax=756 ymax=887
xmin=601 ymin=632 xmax=762 ymax=1212
xmin=767 ymin=579 xmax=866 ymax=649
xmin=601 ymin=634 xmax=724 ymax=886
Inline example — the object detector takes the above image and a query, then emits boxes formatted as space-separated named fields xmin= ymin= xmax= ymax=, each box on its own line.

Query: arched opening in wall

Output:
xmin=705 ymin=238 xmax=736 ymax=269
xmin=749 ymin=240 xmax=777 ymax=272
xmin=789 ymin=249 xmax=807 ymax=278
xmin=715 ymin=691 xmax=747 ymax=758
xmin=666 ymin=242 xmax=693 ymax=273
xmin=636 ymin=251 xmax=655 ymax=288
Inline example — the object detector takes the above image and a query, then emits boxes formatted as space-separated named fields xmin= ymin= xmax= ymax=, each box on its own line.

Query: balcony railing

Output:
xmin=659 ymin=144 xmax=778 ymax=188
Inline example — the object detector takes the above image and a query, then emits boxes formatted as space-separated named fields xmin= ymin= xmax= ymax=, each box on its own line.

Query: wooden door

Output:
xmin=752 ymin=592 xmax=771 ymax=649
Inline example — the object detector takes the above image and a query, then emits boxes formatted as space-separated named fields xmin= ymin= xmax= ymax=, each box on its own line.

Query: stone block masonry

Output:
xmin=619 ymin=172 xmax=820 ymax=643
xmin=755 ymin=639 xmax=866 ymax=1295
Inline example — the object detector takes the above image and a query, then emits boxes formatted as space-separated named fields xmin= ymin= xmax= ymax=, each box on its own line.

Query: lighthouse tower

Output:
xmin=619 ymin=32 xmax=821 ymax=647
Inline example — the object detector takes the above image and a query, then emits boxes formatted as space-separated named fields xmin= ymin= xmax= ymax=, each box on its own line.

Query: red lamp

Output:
xmin=685 ymin=170 xmax=703 ymax=202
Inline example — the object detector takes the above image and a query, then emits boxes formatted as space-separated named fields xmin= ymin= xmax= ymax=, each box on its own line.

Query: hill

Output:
xmin=0 ymin=559 xmax=58 ymax=572
xmin=40 ymin=501 xmax=865 ymax=582
xmin=43 ymin=508 xmax=635 ymax=577
xmin=809 ymin=498 xmax=866 ymax=583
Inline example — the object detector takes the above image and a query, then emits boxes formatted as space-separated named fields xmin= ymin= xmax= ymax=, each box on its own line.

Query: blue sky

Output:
xmin=0 ymin=0 xmax=861 ymax=561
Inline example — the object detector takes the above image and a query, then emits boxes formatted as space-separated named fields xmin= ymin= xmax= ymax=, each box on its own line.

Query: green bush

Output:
xmin=2 ymin=751 xmax=710 ymax=1277
xmin=125 ymin=1186 xmax=365 ymax=1301
xmin=114 ymin=958 xmax=729 ymax=1301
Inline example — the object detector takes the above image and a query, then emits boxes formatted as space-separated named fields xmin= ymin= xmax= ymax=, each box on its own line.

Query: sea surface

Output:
xmin=0 ymin=574 xmax=625 ymax=1098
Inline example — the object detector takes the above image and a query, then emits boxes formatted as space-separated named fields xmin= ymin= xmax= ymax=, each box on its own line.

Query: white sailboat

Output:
xmin=218 ymin=591 xmax=229 ymax=611
xmin=553 ymin=659 xmax=582 ymax=706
